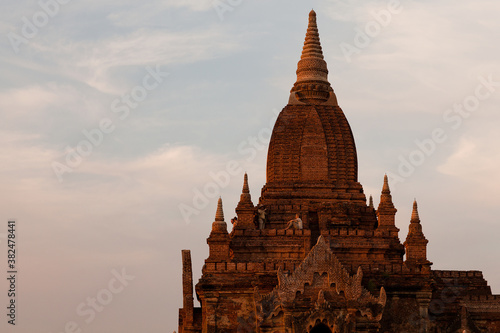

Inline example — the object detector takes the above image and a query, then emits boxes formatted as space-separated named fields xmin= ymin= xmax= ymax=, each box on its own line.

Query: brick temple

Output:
xmin=177 ymin=10 xmax=500 ymax=333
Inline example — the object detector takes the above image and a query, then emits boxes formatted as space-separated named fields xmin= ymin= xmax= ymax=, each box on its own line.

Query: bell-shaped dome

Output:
xmin=266 ymin=11 xmax=358 ymax=186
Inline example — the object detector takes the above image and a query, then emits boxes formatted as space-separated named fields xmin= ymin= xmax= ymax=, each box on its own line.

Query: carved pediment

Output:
xmin=255 ymin=236 xmax=386 ymax=322
xmin=277 ymin=236 xmax=385 ymax=306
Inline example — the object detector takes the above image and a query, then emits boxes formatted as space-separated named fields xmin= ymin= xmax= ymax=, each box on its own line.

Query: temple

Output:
xmin=177 ymin=10 xmax=500 ymax=333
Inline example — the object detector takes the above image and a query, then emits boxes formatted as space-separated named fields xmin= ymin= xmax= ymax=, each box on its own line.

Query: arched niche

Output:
xmin=309 ymin=322 xmax=332 ymax=333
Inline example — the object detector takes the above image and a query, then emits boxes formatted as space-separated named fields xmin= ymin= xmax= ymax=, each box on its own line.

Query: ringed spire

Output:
xmin=291 ymin=9 xmax=332 ymax=104
xmin=215 ymin=197 xmax=224 ymax=222
xmin=411 ymin=199 xmax=420 ymax=223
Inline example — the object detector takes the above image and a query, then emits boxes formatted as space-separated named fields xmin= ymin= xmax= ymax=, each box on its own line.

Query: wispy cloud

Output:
xmin=1 ymin=1 xmax=500 ymax=332
xmin=25 ymin=27 xmax=242 ymax=94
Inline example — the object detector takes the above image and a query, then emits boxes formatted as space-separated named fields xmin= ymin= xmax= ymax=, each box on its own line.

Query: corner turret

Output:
xmin=377 ymin=175 xmax=399 ymax=236
xmin=207 ymin=197 xmax=230 ymax=261
xmin=234 ymin=173 xmax=255 ymax=229
xmin=404 ymin=200 xmax=432 ymax=270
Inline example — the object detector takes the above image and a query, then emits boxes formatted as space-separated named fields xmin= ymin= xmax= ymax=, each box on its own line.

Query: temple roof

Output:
xmin=291 ymin=10 xmax=332 ymax=104
xmin=265 ymin=11 xmax=358 ymax=188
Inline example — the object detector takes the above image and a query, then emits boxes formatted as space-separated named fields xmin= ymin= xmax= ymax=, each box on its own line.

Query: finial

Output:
xmin=379 ymin=174 xmax=393 ymax=203
xmin=242 ymin=172 xmax=249 ymax=194
xmin=369 ymin=195 xmax=374 ymax=209
xmin=407 ymin=199 xmax=424 ymax=237
xmin=378 ymin=174 xmax=396 ymax=212
xmin=411 ymin=199 xmax=420 ymax=223
xmin=215 ymin=197 xmax=224 ymax=222
xmin=301 ymin=9 xmax=322 ymax=60
xmin=291 ymin=10 xmax=332 ymax=104
xmin=237 ymin=173 xmax=253 ymax=207
xmin=382 ymin=174 xmax=390 ymax=193
xmin=235 ymin=173 xmax=254 ymax=229
xmin=404 ymin=198 xmax=429 ymax=266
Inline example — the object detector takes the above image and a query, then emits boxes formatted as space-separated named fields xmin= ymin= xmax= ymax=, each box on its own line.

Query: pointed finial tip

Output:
xmin=411 ymin=199 xmax=420 ymax=222
xmin=242 ymin=172 xmax=250 ymax=194
xmin=215 ymin=197 xmax=224 ymax=221
xmin=291 ymin=7 xmax=331 ymax=103
xmin=382 ymin=174 xmax=390 ymax=191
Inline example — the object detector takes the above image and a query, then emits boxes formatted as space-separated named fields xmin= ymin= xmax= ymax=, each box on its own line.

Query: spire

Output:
xmin=382 ymin=174 xmax=390 ymax=193
xmin=369 ymin=195 xmax=374 ymax=209
xmin=242 ymin=172 xmax=249 ymax=194
xmin=237 ymin=172 xmax=253 ymax=206
xmin=378 ymin=174 xmax=395 ymax=209
xmin=411 ymin=199 xmax=420 ymax=223
xmin=215 ymin=197 xmax=224 ymax=222
xmin=404 ymin=200 xmax=431 ymax=268
xmin=235 ymin=173 xmax=255 ymax=229
xmin=211 ymin=197 xmax=228 ymax=234
xmin=207 ymin=198 xmax=229 ymax=260
xmin=377 ymin=174 xmax=398 ymax=232
xmin=407 ymin=200 xmax=424 ymax=236
xmin=291 ymin=10 xmax=333 ymax=104
xmin=300 ymin=10 xmax=324 ymax=60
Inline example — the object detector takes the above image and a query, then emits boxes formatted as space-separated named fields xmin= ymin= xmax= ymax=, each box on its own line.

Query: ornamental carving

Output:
xmin=254 ymin=236 xmax=386 ymax=332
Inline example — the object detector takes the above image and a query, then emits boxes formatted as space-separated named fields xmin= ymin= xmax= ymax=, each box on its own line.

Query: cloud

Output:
xmin=0 ymin=83 xmax=110 ymax=148
xmin=325 ymin=0 xmax=500 ymax=117
xmin=437 ymin=135 xmax=500 ymax=194
xmin=27 ymin=27 xmax=242 ymax=94
xmin=2 ymin=2 xmax=500 ymax=332
xmin=163 ymin=0 xmax=215 ymax=12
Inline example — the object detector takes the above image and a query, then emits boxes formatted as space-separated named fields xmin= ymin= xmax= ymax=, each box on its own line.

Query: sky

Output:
xmin=1 ymin=0 xmax=500 ymax=332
